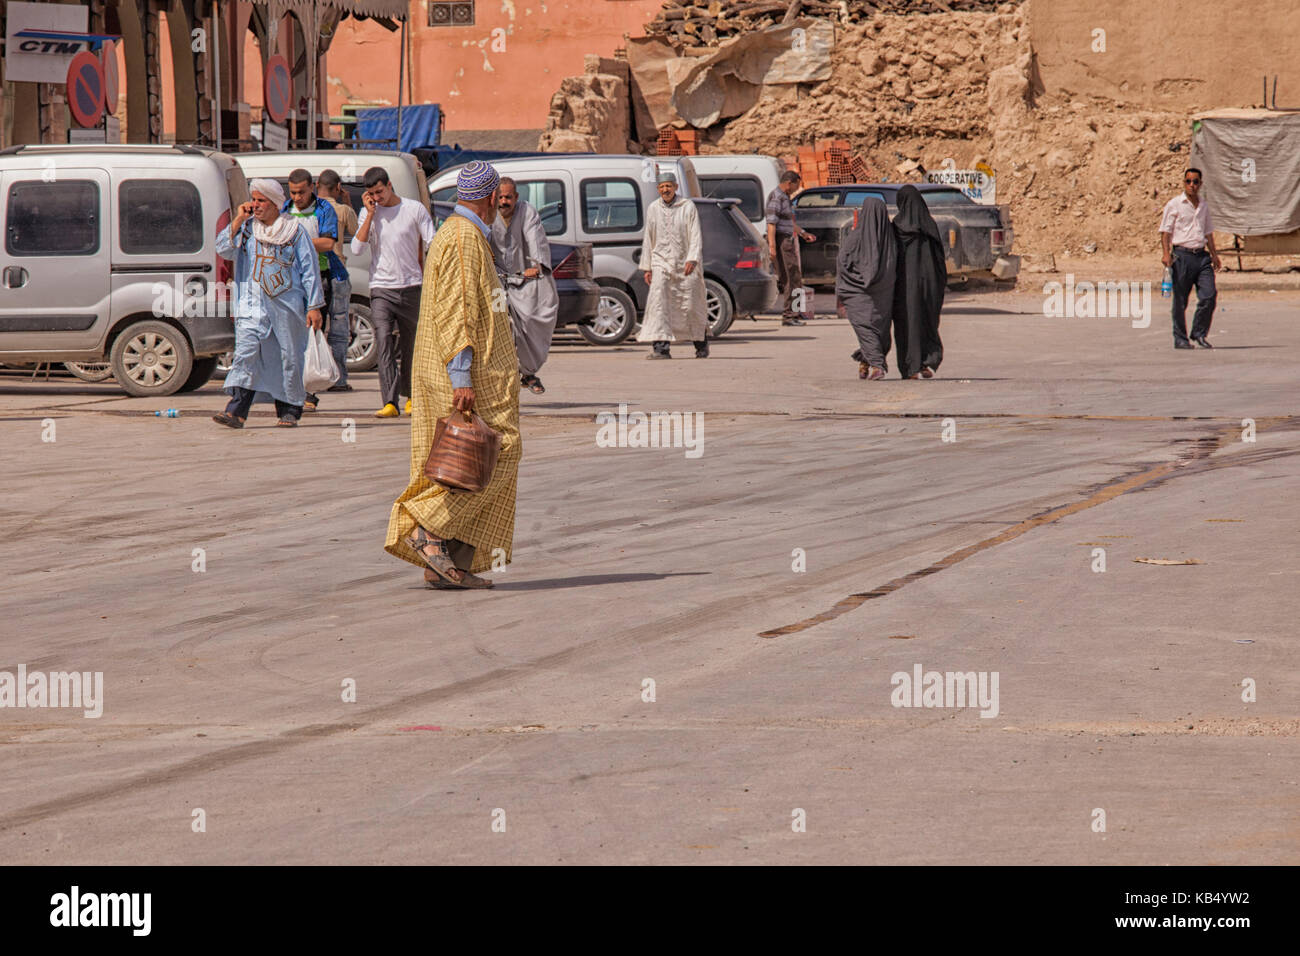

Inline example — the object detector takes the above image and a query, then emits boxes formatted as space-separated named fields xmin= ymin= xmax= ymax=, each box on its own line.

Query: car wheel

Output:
xmin=578 ymin=287 xmax=637 ymax=346
xmin=216 ymin=350 xmax=233 ymax=375
xmin=704 ymin=278 xmax=734 ymax=337
xmin=176 ymin=355 xmax=220 ymax=392
xmin=109 ymin=320 xmax=193 ymax=397
xmin=63 ymin=362 xmax=114 ymax=383
xmin=347 ymin=300 xmax=378 ymax=372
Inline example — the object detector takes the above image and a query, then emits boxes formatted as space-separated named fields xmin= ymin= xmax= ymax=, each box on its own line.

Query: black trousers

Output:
xmin=371 ymin=285 xmax=422 ymax=408
xmin=224 ymin=386 xmax=301 ymax=421
xmin=774 ymin=234 xmax=803 ymax=318
xmin=1170 ymin=247 xmax=1216 ymax=344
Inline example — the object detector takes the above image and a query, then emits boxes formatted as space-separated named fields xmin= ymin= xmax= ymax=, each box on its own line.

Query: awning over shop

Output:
xmin=242 ymin=0 xmax=410 ymax=22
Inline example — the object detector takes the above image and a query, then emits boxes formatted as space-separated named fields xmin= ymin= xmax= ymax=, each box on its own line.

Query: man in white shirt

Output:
xmin=1159 ymin=167 xmax=1221 ymax=349
xmin=352 ymin=166 xmax=436 ymax=416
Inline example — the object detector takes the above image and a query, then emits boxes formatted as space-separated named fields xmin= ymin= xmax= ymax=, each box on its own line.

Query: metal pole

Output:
xmin=213 ymin=0 xmax=223 ymax=151
xmin=307 ymin=1 xmax=318 ymax=149
xmin=396 ymin=18 xmax=405 ymax=151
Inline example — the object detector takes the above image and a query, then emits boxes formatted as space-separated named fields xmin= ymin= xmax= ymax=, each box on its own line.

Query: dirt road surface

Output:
xmin=1 ymin=291 xmax=1296 ymax=864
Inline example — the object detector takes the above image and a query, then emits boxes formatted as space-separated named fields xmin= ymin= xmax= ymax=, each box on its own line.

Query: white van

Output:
xmin=0 ymin=144 xmax=245 ymax=396
xmin=691 ymin=154 xmax=787 ymax=237
xmin=429 ymin=155 xmax=703 ymax=345
xmin=231 ymin=150 xmax=430 ymax=372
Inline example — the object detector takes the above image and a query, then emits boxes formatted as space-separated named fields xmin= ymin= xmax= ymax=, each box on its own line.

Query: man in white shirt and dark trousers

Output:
xmin=352 ymin=166 xmax=436 ymax=417
xmin=1159 ymin=168 xmax=1221 ymax=349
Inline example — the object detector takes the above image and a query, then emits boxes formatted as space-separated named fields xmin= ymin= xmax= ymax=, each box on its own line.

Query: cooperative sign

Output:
xmin=925 ymin=161 xmax=997 ymax=205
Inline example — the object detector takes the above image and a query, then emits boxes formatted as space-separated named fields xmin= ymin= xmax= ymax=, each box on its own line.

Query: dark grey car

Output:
xmin=628 ymin=197 xmax=778 ymax=338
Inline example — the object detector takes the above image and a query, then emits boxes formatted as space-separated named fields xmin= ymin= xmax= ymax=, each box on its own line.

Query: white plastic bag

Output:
xmin=303 ymin=328 xmax=340 ymax=393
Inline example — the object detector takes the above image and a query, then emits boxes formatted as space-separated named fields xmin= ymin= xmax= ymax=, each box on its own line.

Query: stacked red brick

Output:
xmin=783 ymin=139 xmax=872 ymax=187
xmin=655 ymin=127 xmax=700 ymax=155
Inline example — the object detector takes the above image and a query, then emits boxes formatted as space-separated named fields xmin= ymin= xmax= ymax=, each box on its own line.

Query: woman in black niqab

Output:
xmin=891 ymin=185 xmax=947 ymax=379
xmin=836 ymin=196 xmax=897 ymax=380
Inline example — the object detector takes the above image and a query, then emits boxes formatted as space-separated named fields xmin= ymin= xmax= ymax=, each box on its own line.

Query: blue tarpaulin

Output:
xmin=354 ymin=105 xmax=442 ymax=153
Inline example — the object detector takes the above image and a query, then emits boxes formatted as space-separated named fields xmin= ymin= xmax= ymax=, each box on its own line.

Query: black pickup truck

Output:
xmin=791 ymin=184 xmax=1019 ymax=287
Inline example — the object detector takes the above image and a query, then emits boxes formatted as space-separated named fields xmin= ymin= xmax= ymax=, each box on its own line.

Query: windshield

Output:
xmin=700 ymin=176 xmax=763 ymax=220
xmin=793 ymin=190 xmax=842 ymax=207
xmin=920 ymin=188 xmax=975 ymax=207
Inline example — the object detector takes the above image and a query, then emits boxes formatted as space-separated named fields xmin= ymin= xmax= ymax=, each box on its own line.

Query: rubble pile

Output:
xmin=646 ymin=0 xmax=1005 ymax=49
xmin=542 ymin=1 xmax=1197 ymax=257
xmin=710 ymin=4 xmax=1190 ymax=257
xmin=537 ymin=56 xmax=637 ymax=154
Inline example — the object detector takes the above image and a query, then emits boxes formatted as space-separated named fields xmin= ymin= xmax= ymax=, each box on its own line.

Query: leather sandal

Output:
xmin=423 ymin=568 xmax=495 ymax=589
xmin=406 ymin=527 xmax=463 ymax=585
xmin=212 ymin=413 xmax=245 ymax=429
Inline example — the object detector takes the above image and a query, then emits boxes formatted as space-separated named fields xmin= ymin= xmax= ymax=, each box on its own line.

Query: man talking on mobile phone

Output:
xmin=212 ymin=180 xmax=324 ymax=429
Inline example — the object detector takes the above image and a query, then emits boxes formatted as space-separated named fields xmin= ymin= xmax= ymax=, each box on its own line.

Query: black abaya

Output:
xmin=836 ymin=197 xmax=898 ymax=372
xmin=891 ymin=185 xmax=947 ymax=379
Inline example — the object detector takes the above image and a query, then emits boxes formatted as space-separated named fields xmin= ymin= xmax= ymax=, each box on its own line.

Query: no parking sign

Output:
xmin=66 ymin=50 xmax=105 ymax=128
xmin=264 ymin=54 xmax=292 ymax=126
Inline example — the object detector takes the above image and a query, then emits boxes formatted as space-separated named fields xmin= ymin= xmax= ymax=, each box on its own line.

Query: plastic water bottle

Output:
xmin=154 ymin=409 xmax=180 ymax=418
xmin=1161 ymin=267 xmax=1173 ymax=298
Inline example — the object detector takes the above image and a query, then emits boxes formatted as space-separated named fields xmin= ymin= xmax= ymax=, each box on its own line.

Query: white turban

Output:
xmin=248 ymin=178 xmax=286 ymax=208
xmin=245 ymin=178 xmax=300 ymax=246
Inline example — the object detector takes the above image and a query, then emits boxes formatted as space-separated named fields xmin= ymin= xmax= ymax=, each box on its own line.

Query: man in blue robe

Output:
xmin=212 ymin=179 xmax=325 ymax=428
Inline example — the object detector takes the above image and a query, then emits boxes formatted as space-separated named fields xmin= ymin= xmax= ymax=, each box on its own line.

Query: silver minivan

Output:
xmin=232 ymin=149 xmax=430 ymax=372
xmin=0 ymin=144 xmax=245 ymax=396
xmin=429 ymin=155 xmax=702 ymax=345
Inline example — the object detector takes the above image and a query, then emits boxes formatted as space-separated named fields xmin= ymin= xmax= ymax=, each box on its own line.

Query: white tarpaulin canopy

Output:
xmin=1190 ymin=108 xmax=1300 ymax=235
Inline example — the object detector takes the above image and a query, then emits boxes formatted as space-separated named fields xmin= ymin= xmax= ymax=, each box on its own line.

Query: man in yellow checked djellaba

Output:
xmin=384 ymin=162 xmax=521 ymax=591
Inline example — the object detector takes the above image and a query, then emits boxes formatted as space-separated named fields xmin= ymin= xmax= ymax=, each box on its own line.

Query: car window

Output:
xmin=699 ymin=176 xmax=763 ymax=220
xmin=579 ymin=177 xmax=641 ymax=234
xmin=431 ymin=185 xmax=456 ymax=204
xmin=432 ymin=202 xmax=455 ymax=228
xmin=793 ymin=190 xmax=841 ymax=208
xmin=921 ymin=188 xmax=975 ymax=206
xmin=340 ymin=183 xmax=366 ymax=215
xmin=225 ymin=167 xmax=249 ymax=208
xmin=724 ymin=203 xmax=757 ymax=236
xmin=118 ymin=180 xmax=203 ymax=254
xmin=515 ymin=179 xmax=565 ymax=235
xmin=843 ymin=189 xmax=887 ymax=206
xmin=5 ymin=180 xmax=99 ymax=256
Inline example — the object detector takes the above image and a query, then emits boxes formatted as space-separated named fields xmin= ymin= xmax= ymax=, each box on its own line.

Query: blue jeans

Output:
xmin=327 ymin=276 xmax=352 ymax=386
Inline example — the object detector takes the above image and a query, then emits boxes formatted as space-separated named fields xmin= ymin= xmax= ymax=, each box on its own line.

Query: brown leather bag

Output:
xmin=424 ymin=410 xmax=502 ymax=493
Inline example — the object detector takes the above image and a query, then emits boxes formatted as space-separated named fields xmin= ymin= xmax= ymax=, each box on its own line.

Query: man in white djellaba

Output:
xmin=490 ymin=177 xmax=560 ymax=393
xmin=637 ymin=172 xmax=708 ymax=359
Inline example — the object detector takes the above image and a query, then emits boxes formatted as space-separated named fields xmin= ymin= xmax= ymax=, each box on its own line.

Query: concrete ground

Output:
xmin=1 ymin=289 xmax=1296 ymax=865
